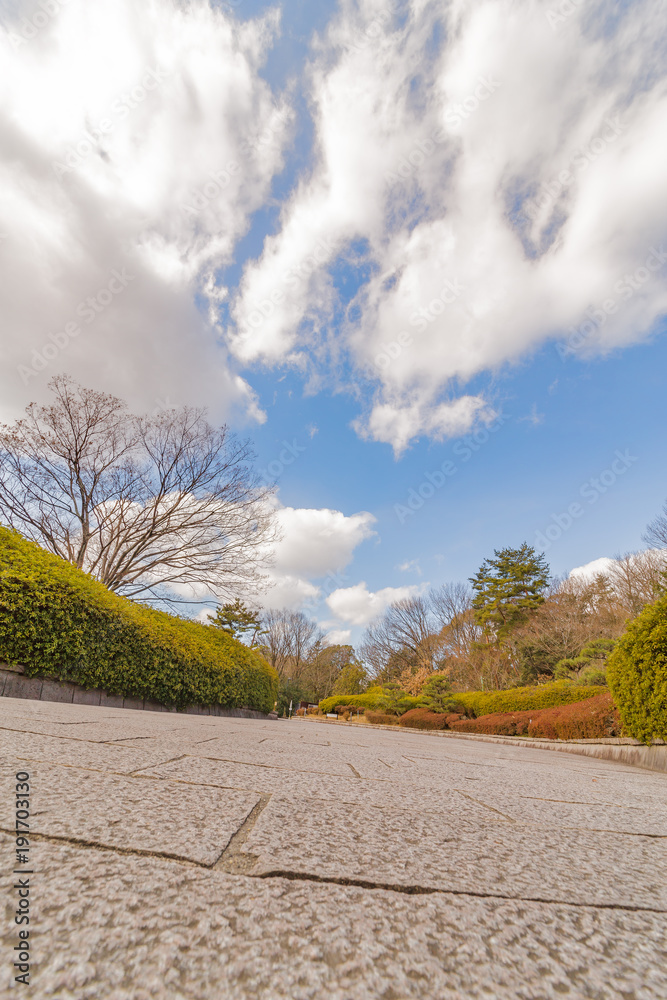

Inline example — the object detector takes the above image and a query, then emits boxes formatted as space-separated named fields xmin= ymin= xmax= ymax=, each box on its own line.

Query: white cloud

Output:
xmin=0 ymin=0 xmax=288 ymax=420
xmin=326 ymin=581 xmax=421 ymax=627
xmin=323 ymin=628 xmax=352 ymax=645
xmin=398 ymin=559 xmax=422 ymax=575
xmin=260 ymin=504 xmax=377 ymax=610
xmin=569 ymin=556 xmax=616 ymax=581
xmin=228 ymin=0 xmax=667 ymax=453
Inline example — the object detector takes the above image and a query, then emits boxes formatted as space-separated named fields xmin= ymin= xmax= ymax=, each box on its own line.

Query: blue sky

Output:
xmin=1 ymin=0 xmax=666 ymax=643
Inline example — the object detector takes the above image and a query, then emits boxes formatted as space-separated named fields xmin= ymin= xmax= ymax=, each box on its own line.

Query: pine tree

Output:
xmin=469 ymin=543 xmax=550 ymax=642
xmin=207 ymin=599 xmax=265 ymax=645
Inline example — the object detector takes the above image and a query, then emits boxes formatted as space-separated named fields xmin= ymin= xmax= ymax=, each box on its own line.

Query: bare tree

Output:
xmin=259 ymin=609 xmax=323 ymax=679
xmin=0 ymin=376 xmax=276 ymax=600
xmin=643 ymin=500 xmax=667 ymax=549
xmin=429 ymin=582 xmax=479 ymax=660
xmin=606 ymin=550 xmax=667 ymax=615
xmin=360 ymin=593 xmax=448 ymax=680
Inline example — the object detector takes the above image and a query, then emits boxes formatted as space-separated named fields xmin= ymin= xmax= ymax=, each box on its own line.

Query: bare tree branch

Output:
xmin=0 ymin=376 xmax=277 ymax=599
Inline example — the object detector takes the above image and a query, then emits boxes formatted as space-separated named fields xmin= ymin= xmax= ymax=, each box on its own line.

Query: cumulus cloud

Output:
xmin=0 ymin=0 xmax=288 ymax=419
xmin=228 ymin=0 xmax=667 ymax=453
xmin=568 ymin=556 xmax=616 ymax=581
xmin=326 ymin=581 xmax=421 ymax=626
xmin=260 ymin=503 xmax=377 ymax=609
xmin=323 ymin=628 xmax=352 ymax=645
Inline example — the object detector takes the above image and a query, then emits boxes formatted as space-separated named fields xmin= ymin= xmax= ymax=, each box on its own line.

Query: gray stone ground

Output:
xmin=1 ymin=697 xmax=666 ymax=999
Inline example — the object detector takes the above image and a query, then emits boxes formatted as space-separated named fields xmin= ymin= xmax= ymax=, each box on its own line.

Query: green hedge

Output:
xmin=607 ymin=592 xmax=667 ymax=743
xmin=319 ymin=689 xmax=425 ymax=715
xmin=322 ymin=680 xmax=601 ymax=718
xmin=0 ymin=528 xmax=278 ymax=712
xmin=436 ymin=680 xmax=604 ymax=718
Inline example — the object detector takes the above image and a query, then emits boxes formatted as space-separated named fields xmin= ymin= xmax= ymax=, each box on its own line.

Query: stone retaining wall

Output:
xmin=0 ymin=664 xmax=271 ymax=719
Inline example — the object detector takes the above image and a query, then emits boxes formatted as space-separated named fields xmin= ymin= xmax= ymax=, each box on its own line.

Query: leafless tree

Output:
xmin=0 ymin=376 xmax=276 ymax=600
xmin=606 ymin=550 xmax=667 ymax=615
xmin=259 ymin=609 xmax=323 ymax=679
xmin=643 ymin=499 xmax=667 ymax=549
xmin=360 ymin=593 xmax=452 ymax=679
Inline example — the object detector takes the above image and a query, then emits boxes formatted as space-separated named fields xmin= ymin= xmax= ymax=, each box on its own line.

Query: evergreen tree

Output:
xmin=469 ymin=543 xmax=550 ymax=642
xmin=207 ymin=599 xmax=264 ymax=645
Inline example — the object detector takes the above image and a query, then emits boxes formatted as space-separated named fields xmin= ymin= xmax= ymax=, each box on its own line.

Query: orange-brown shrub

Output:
xmin=399 ymin=708 xmax=447 ymax=729
xmin=527 ymin=692 xmax=621 ymax=739
xmin=450 ymin=712 xmax=532 ymax=735
xmin=335 ymin=704 xmax=364 ymax=715
xmin=449 ymin=693 xmax=621 ymax=739
xmin=366 ymin=711 xmax=400 ymax=725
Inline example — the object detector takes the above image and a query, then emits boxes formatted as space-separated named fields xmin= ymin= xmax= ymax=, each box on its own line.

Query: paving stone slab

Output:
xmin=246 ymin=795 xmax=667 ymax=908
xmin=0 ymin=760 xmax=259 ymax=864
xmin=0 ymin=729 xmax=181 ymax=775
xmin=1 ymin=834 xmax=665 ymax=1000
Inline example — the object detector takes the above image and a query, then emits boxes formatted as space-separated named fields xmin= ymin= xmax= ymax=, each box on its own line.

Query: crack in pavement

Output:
xmin=0 ymin=825 xmax=205 ymax=867
xmin=213 ymin=795 xmax=271 ymax=873
xmin=252 ymin=870 xmax=667 ymax=914
xmin=8 ymin=825 xmax=663 ymax=914
xmin=4 ymin=827 xmax=664 ymax=914
xmin=194 ymin=754 xmax=391 ymax=781
xmin=454 ymin=790 xmax=516 ymax=823
xmin=519 ymin=795 xmax=645 ymax=810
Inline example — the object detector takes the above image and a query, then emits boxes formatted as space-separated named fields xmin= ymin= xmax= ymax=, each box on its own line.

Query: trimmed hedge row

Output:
xmin=0 ymin=528 xmax=278 ymax=712
xmin=366 ymin=711 xmax=400 ymax=725
xmin=398 ymin=708 xmax=464 ymax=730
xmin=452 ymin=680 xmax=604 ymax=718
xmin=323 ymin=680 xmax=603 ymax=719
xmin=319 ymin=690 xmax=425 ymax=715
xmin=607 ymin=591 xmax=667 ymax=743
xmin=450 ymin=693 xmax=621 ymax=739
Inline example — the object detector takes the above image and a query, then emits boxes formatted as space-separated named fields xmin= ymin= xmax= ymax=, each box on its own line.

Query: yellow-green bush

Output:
xmin=320 ymin=680 xmax=599 ymax=718
xmin=0 ymin=528 xmax=278 ymax=712
xmin=452 ymin=680 xmax=604 ymax=718
xmin=319 ymin=689 xmax=425 ymax=715
xmin=607 ymin=592 xmax=667 ymax=743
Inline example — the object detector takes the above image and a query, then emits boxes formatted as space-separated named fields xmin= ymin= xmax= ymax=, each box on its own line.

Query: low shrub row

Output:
xmin=398 ymin=708 xmax=464 ymax=730
xmin=322 ymin=679 xmax=605 ymax=720
xmin=320 ymin=689 xmax=425 ymax=715
xmin=0 ymin=528 xmax=279 ymax=713
xmin=452 ymin=680 xmax=604 ymax=718
xmin=449 ymin=693 xmax=621 ymax=739
xmin=366 ymin=711 xmax=400 ymax=725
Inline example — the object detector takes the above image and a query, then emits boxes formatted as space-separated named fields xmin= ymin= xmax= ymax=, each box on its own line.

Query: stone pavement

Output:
xmin=1 ymin=697 xmax=666 ymax=999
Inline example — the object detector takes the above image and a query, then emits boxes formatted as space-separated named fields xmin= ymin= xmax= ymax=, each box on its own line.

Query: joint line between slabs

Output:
xmin=253 ymin=870 xmax=667 ymax=914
